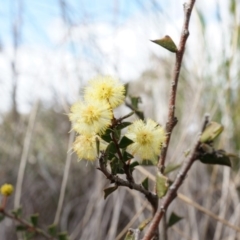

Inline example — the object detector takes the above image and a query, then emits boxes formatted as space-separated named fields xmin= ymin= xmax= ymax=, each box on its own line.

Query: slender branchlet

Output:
xmin=143 ymin=116 xmax=209 ymax=240
xmin=98 ymin=154 xmax=158 ymax=213
xmin=158 ymin=0 xmax=196 ymax=174
xmin=0 ymin=209 xmax=55 ymax=239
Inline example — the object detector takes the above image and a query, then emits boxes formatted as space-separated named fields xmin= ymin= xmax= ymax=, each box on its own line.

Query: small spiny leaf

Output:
xmin=151 ymin=35 xmax=178 ymax=53
xmin=167 ymin=212 xmax=183 ymax=228
xmin=104 ymin=186 xmax=118 ymax=199
xmin=156 ymin=173 xmax=169 ymax=198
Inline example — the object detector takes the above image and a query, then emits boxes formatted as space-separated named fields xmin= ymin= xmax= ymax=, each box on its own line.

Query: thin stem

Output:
xmin=142 ymin=116 xmax=209 ymax=240
xmin=158 ymin=0 xmax=196 ymax=174
xmin=136 ymin=166 xmax=240 ymax=234
xmin=98 ymin=155 xmax=158 ymax=213
xmin=0 ymin=209 xmax=55 ymax=239
xmin=125 ymin=102 xmax=144 ymax=119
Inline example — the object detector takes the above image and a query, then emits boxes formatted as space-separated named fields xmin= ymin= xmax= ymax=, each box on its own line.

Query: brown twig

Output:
xmin=158 ymin=0 xmax=196 ymax=174
xmin=142 ymin=116 xmax=209 ymax=240
xmin=98 ymin=154 xmax=158 ymax=213
xmin=0 ymin=209 xmax=55 ymax=239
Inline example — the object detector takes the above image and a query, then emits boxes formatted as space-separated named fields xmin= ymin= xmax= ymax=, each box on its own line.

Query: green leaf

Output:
xmin=124 ymin=230 xmax=135 ymax=240
xmin=0 ymin=213 xmax=5 ymax=222
xmin=230 ymin=0 xmax=236 ymax=14
xmin=167 ymin=212 xmax=183 ymax=228
xmin=30 ymin=213 xmax=39 ymax=227
xmin=58 ymin=232 xmax=69 ymax=240
xmin=156 ymin=173 xmax=169 ymax=198
xmin=151 ymin=35 xmax=178 ymax=53
xmin=24 ymin=231 xmax=36 ymax=240
xmin=124 ymin=83 xmax=129 ymax=96
xmin=199 ymin=149 xmax=231 ymax=167
xmin=116 ymin=121 xmax=132 ymax=130
xmin=141 ymin=177 xmax=148 ymax=190
xmin=113 ymin=128 xmax=121 ymax=141
xmin=184 ymin=149 xmax=191 ymax=157
xmin=16 ymin=225 xmax=27 ymax=231
xmin=95 ymin=137 xmax=100 ymax=156
xmin=119 ymin=136 xmax=134 ymax=148
xmin=135 ymin=110 xmax=144 ymax=120
xmin=110 ymin=157 xmax=124 ymax=175
xmin=12 ymin=207 xmax=22 ymax=218
xmin=138 ymin=217 xmax=152 ymax=231
xmin=200 ymin=122 xmax=224 ymax=143
xmin=104 ymin=186 xmax=118 ymax=199
xmin=100 ymin=129 xmax=112 ymax=143
xmin=48 ymin=224 xmax=57 ymax=237
xmin=130 ymin=161 xmax=139 ymax=173
xmin=130 ymin=96 xmax=141 ymax=110
xmin=105 ymin=141 xmax=117 ymax=158
xmin=122 ymin=150 xmax=134 ymax=162
xmin=164 ymin=163 xmax=182 ymax=175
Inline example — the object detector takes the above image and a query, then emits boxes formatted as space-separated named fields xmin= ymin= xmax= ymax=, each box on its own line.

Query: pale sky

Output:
xmin=0 ymin=0 xmax=234 ymax=113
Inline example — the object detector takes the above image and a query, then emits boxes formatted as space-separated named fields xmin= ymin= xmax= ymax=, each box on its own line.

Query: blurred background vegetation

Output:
xmin=0 ymin=0 xmax=240 ymax=239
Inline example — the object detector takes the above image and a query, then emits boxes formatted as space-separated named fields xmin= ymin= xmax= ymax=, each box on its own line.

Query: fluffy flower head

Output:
xmin=125 ymin=119 xmax=166 ymax=161
xmin=0 ymin=183 xmax=14 ymax=196
xmin=73 ymin=134 xmax=107 ymax=161
xmin=84 ymin=76 xmax=125 ymax=108
xmin=69 ymin=100 xmax=113 ymax=135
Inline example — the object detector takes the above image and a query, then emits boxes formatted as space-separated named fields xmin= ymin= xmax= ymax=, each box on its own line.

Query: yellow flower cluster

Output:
xmin=0 ymin=183 xmax=14 ymax=196
xmin=69 ymin=76 xmax=125 ymax=161
xmin=125 ymin=119 xmax=166 ymax=161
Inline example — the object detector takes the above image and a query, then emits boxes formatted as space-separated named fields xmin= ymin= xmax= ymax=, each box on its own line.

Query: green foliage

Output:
xmin=156 ymin=173 xmax=169 ymax=198
xmin=129 ymin=161 xmax=139 ymax=173
xmin=104 ymin=186 xmax=118 ymax=199
xmin=110 ymin=157 xmax=124 ymax=175
xmin=12 ymin=207 xmax=22 ymax=218
xmin=95 ymin=137 xmax=100 ymax=156
xmin=141 ymin=177 xmax=149 ymax=190
xmin=151 ymin=35 xmax=178 ymax=53
xmin=105 ymin=142 xmax=117 ymax=158
xmin=16 ymin=225 xmax=28 ymax=231
xmin=24 ymin=231 xmax=36 ymax=240
xmin=58 ymin=232 xmax=69 ymax=240
xmin=122 ymin=150 xmax=134 ymax=162
xmin=124 ymin=230 xmax=135 ymax=240
xmin=118 ymin=136 xmax=134 ymax=149
xmin=164 ymin=163 xmax=182 ymax=175
xmin=116 ymin=122 xmax=132 ymax=130
xmin=138 ymin=218 xmax=152 ymax=231
xmin=124 ymin=83 xmax=129 ymax=96
xmin=200 ymin=122 xmax=224 ymax=143
xmin=126 ymin=95 xmax=145 ymax=120
xmin=199 ymin=148 xmax=232 ymax=167
xmin=113 ymin=128 xmax=121 ymax=141
xmin=100 ymin=129 xmax=112 ymax=143
xmin=130 ymin=96 xmax=142 ymax=109
xmin=198 ymin=121 xmax=233 ymax=167
xmin=30 ymin=213 xmax=39 ymax=227
xmin=167 ymin=212 xmax=183 ymax=228
xmin=48 ymin=224 xmax=57 ymax=237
